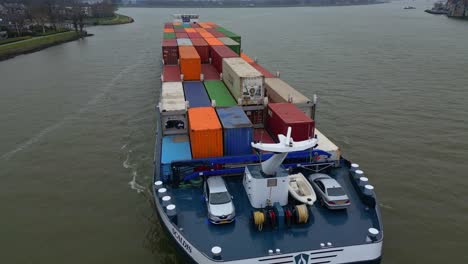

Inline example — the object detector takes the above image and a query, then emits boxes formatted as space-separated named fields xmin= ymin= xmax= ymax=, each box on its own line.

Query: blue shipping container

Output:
xmin=216 ymin=106 xmax=253 ymax=156
xmin=161 ymin=135 xmax=192 ymax=182
xmin=183 ymin=81 xmax=211 ymax=108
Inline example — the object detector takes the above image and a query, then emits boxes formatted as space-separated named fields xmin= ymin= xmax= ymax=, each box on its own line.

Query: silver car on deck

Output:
xmin=308 ymin=173 xmax=351 ymax=210
xmin=203 ymin=176 xmax=236 ymax=224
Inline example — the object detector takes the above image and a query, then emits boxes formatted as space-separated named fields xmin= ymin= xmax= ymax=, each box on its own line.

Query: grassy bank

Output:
xmin=85 ymin=13 xmax=134 ymax=26
xmin=0 ymin=31 xmax=86 ymax=61
xmin=0 ymin=36 xmax=33 ymax=45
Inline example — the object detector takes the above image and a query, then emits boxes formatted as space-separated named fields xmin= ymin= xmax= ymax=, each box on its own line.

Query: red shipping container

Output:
xmin=266 ymin=103 xmax=315 ymax=141
xmin=244 ymin=109 xmax=264 ymax=127
xmin=254 ymin=128 xmax=275 ymax=143
xmin=164 ymin=23 xmax=173 ymax=29
xmin=187 ymin=32 xmax=202 ymax=39
xmin=162 ymin=39 xmax=178 ymax=65
xmin=202 ymin=64 xmax=220 ymax=80
xmin=206 ymin=28 xmax=225 ymax=37
xmin=162 ymin=65 xmax=181 ymax=82
xmin=210 ymin=45 xmax=239 ymax=73
xmin=174 ymin=28 xmax=186 ymax=33
xmin=176 ymin=32 xmax=189 ymax=39
xmin=191 ymin=38 xmax=209 ymax=63
xmin=250 ymin=63 xmax=276 ymax=78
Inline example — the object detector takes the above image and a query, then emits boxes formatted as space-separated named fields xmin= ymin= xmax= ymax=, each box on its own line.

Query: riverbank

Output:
xmin=84 ymin=13 xmax=134 ymax=26
xmin=0 ymin=31 xmax=91 ymax=62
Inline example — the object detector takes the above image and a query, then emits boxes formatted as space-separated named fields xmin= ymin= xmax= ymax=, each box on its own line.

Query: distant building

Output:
xmin=0 ymin=4 xmax=7 ymax=16
xmin=81 ymin=0 xmax=105 ymax=4
xmin=0 ymin=31 xmax=7 ymax=40
xmin=2 ymin=3 xmax=26 ymax=16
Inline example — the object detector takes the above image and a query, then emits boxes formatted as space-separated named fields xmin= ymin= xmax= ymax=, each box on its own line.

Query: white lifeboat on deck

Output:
xmin=288 ymin=173 xmax=316 ymax=206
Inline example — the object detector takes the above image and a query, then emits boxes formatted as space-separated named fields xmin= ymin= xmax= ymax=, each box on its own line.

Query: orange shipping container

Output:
xmin=179 ymin=46 xmax=201 ymax=80
xmin=188 ymin=107 xmax=223 ymax=158
xmin=184 ymin=28 xmax=196 ymax=33
xmin=200 ymin=32 xmax=215 ymax=39
xmin=241 ymin=52 xmax=254 ymax=64
xmin=195 ymin=28 xmax=207 ymax=33
xmin=164 ymin=28 xmax=174 ymax=33
xmin=204 ymin=37 xmax=224 ymax=46
xmin=198 ymin=22 xmax=213 ymax=29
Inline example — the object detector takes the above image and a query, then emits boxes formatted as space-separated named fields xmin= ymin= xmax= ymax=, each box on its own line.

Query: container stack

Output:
xmin=161 ymin=22 xmax=245 ymax=83
xmin=188 ymin=107 xmax=223 ymax=158
xmin=222 ymin=57 xmax=264 ymax=106
xmin=264 ymin=78 xmax=312 ymax=116
xmin=204 ymin=80 xmax=237 ymax=107
xmin=160 ymin=82 xmax=188 ymax=136
xmin=266 ymin=103 xmax=315 ymax=142
xmin=216 ymin=106 xmax=253 ymax=156
xmin=161 ymin=21 xmax=320 ymax=161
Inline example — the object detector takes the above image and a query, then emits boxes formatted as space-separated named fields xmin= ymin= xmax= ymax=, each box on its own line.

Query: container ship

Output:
xmin=153 ymin=14 xmax=383 ymax=264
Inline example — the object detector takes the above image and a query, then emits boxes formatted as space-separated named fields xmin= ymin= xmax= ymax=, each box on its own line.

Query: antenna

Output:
xmin=312 ymin=93 xmax=318 ymax=121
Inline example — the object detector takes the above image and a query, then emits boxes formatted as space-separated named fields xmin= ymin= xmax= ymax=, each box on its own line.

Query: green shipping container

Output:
xmin=173 ymin=24 xmax=184 ymax=29
xmin=218 ymin=37 xmax=240 ymax=55
xmin=163 ymin=32 xmax=176 ymax=39
xmin=215 ymin=28 xmax=241 ymax=45
xmin=204 ymin=80 xmax=238 ymax=107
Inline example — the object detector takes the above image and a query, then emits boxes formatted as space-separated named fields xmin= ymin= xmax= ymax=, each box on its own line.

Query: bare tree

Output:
xmin=29 ymin=2 xmax=49 ymax=33
xmin=5 ymin=4 xmax=28 ymax=37
xmin=69 ymin=0 xmax=84 ymax=36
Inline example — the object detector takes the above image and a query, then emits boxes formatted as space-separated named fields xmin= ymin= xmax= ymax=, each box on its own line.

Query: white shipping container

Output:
xmin=222 ymin=57 xmax=264 ymax=105
xmin=264 ymin=78 xmax=313 ymax=117
xmin=160 ymin=82 xmax=188 ymax=135
xmin=315 ymin=128 xmax=341 ymax=163
xmin=161 ymin=82 xmax=184 ymax=99
xmin=176 ymin=38 xmax=192 ymax=46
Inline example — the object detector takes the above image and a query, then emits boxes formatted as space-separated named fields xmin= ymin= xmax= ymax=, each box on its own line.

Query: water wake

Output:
xmin=0 ymin=57 xmax=144 ymax=161
xmin=129 ymin=170 xmax=146 ymax=193
xmin=122 ymin=152 xmax=133 ymax=169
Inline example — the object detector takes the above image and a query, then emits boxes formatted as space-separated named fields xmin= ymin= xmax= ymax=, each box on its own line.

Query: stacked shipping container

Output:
xmin=160 ymin=21 xmax=317 ymax=169
xmin=264 ymin=78 xmax=312 ymax=116
xmin=222 ymin=57 xmax=264 ymax=106
xmin=266 ymin=103 xmax=315 ymax=141
xmin=160 ymin=82 xmax=187 ymax=135
xmin=188 ymin=107 xmax=223 ymax=158
xmin=179 ymin=46 xmax=201 ymax=81
xmin=161 ymin=135 xmax=192 ymax=182
xmin=203 ymin=80 xmax=237 ymax=107
xmin=183 ymin=81 xmax=211 ymax=108
xmin=216 ymin=106 xmax=253 ymax=156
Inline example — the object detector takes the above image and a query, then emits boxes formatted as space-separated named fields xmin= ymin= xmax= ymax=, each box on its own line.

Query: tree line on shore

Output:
xmin=0 ymin=0 xmax=116 ymax=38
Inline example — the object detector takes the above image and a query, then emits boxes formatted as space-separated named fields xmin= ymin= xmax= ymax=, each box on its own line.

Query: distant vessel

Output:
xmin=425 ymin=2 xmax=448 ymax=15
xmin=154 ymin=14 xmax=383 ymax=264
xmin=404 ymin=6 xmax=416 ymax=9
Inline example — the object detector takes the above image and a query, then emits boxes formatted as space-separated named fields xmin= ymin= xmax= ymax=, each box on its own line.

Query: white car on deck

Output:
xmin=203 ymin=176 xmax=236 ymax=224
xmin=308 ymin=173 xmax=351 ymax=210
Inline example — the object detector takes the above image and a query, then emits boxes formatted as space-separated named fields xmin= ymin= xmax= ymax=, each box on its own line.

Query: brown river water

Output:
xmin=0 ymin=1 xmax=467 ymax=263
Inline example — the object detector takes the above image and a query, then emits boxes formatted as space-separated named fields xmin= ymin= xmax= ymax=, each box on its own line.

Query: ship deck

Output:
xmin=165 ymin=164 xmax=382 ymax=262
